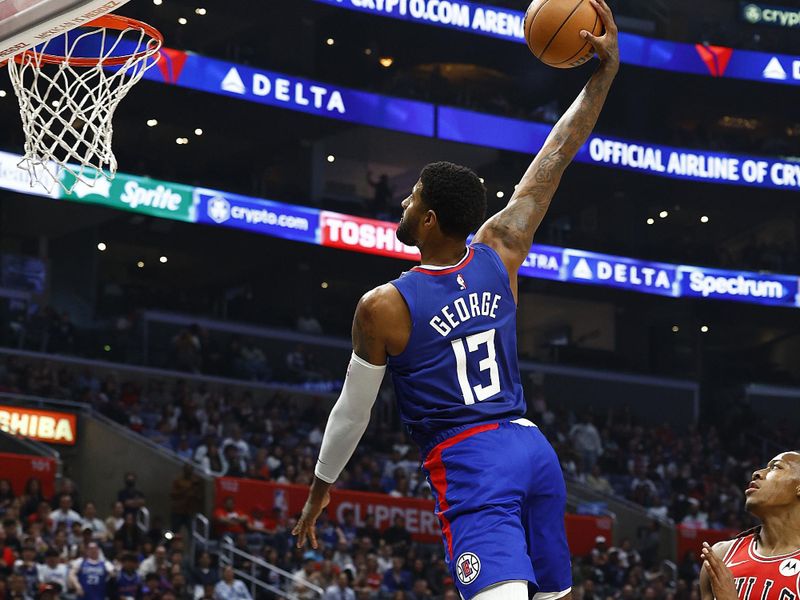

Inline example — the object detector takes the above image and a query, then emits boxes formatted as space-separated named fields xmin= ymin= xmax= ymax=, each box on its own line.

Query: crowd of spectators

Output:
xmin=0 ymin=351 xmax=793 ymax=535
xmin=0 ymin=349 xmax=797 ymax=599
xmin=0 ymin=472 xmax=252 ymax=600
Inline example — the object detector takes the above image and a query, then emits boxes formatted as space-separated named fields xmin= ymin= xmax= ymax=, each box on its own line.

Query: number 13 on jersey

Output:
xmin=451 ymin=328 xmax=501 ymax=405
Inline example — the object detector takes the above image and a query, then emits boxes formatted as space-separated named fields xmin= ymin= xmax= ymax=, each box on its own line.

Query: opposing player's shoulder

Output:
xmin=710 ymin=538 xmax=736 ymax=559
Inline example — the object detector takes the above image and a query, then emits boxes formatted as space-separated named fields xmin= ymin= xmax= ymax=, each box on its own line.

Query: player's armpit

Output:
xmin=474 ymin=52 xmax=618 ymax=282
xmin=473 ymin=149 xmax=564 ymax=285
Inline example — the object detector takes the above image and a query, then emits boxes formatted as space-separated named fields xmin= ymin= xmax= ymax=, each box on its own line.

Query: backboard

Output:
xmin=0 ymin=0 xmax=131 ymax=61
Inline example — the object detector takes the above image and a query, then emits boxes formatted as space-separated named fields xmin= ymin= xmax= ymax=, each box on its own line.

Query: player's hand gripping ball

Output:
xmin=524 ymin=0 xmax=604 ymax=68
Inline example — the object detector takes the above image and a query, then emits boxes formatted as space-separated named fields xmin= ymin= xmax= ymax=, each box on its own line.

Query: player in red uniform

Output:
xmin=701 ymin=451 xmax=800 ymax=600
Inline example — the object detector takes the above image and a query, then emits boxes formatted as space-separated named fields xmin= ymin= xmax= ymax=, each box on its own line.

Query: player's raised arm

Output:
xmin=293 ymin=285 xmax=407 ymax=548
xmin=473 ymin=0 xmax=619 ymax=289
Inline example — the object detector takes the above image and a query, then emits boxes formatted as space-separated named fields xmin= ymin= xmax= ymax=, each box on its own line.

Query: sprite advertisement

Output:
xmin=59 ymin=170 xmax=198 ymax=222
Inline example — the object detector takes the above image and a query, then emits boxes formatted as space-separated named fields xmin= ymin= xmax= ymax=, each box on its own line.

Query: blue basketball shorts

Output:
xmin=422 ymin=418 xmax=572 ymax=600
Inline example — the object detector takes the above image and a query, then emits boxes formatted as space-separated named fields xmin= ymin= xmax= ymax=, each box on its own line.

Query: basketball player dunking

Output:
xmin=701 ymin=452 xmax=800 ymax=600
xmin=293 ymin=2 xmax=619 ymax=599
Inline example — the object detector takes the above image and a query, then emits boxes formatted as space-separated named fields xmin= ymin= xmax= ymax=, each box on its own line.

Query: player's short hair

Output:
xmin=419 ymin=162 xmax=487 ymax=239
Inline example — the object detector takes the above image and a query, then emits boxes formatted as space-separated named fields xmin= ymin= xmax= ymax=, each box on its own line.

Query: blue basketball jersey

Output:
xmin=388 ymin=243 xmax=526 ymax=453
xmin=117 ymin=570 xmax=142 ymax=599
xmin=77 ymin=559 xmax=108 ymax=600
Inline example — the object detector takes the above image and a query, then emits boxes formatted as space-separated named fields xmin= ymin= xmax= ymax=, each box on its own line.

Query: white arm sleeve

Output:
xmin=315 ymin=352 xmax=386 ymax=484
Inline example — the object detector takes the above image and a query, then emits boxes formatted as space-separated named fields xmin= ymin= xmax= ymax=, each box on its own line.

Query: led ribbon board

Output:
xmin=0 ymin=148 xmax=785 ymax=308
xmin=139 ymin=50 xmax=800 ymax=192
xmin=311 ymin=0 xmax=800 ymax=86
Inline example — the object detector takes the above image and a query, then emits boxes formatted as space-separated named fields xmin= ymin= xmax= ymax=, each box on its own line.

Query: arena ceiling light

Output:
xmin=176 ymin=137 xmax=189 ymax=145
xmin=671 ymin=325 xmax=680 ymax=333
xmin=0 ymin=91 xmax=7 ymax=98
xmin=379 ymin=57 xmax=394 ymax=68
xmin=160 ymin=256 xmax=168 ymax=264
xmin=178 ymin=17 xmax=187 ymax=25
xmin=195 ymin=8 xmax=206 ymax=15
xmin=321 ymin=282 xmax=329 ymax=289
xmin=153 ymin=0 xmax=162 ymax=4
xmin=496 ymin=191 xmax=504 ymax=198
xmin=326 ymin=38 xmax=335 ymax=46
xmin=701 ymin=325 xmax=710 ymax=333
xmin=97 ymin=242 xmax=107 ymax=251
xmin=147 ymin=119 xmax=158 ymax=127
xmin=194 ymin=128 xmax=203 ymax=136
xmin=659 ymin=210 xmax=669 ymax=218
xmin=327 ymin=155 xmax=335 ymax=163
xmin=700 ymin=215 xmax=710 ymax=223
xmin=137 ymin=261 xmax=145 ymax=268
xmin=646 ymin=218 xmax=655 ymax=225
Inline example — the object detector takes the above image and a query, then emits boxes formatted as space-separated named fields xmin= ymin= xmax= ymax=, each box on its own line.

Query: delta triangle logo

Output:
xmin=763 ymin=57 xmax=787 ymax=80
xmin=221 ymin=67 xmax=246 ymax=94
xmin=156 ymin=48 xmax=189 ymax=85
xmin=694 ymin=44 xmax=734 ymax=78
xmin=572 ymin=258 xmax=593 ymax=280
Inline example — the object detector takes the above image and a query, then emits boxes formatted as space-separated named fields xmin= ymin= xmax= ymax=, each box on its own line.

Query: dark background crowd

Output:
xmin=1 ymin=350 xmax=793 ymax=535
xmin=0 ymin=466 xmax=709 ymax=600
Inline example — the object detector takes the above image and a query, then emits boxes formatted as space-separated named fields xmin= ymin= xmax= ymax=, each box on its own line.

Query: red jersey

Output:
xmin=723 ymin=533 xmax=800 ymax=600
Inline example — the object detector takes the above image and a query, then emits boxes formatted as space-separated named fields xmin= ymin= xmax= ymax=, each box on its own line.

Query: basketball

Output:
xmin=525 ymin=0 xmax=603 ymax=69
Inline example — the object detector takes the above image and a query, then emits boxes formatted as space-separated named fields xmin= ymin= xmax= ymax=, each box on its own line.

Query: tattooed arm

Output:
xmin=473 ymin=0 xmax=619 ymax=301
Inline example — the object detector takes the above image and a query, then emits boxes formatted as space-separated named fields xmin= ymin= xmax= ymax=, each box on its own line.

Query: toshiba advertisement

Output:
xmin=0 ymin=405 xmax=77 ymax=445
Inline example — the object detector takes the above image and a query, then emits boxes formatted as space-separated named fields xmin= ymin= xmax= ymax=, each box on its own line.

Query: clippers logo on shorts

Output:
xmin=780 ymin=559 xmax=800 ymax=576
xmin=456 ymin=552 xmax=481 ymax=585
xmin=457 ymin=273 xmax=467 ymax=290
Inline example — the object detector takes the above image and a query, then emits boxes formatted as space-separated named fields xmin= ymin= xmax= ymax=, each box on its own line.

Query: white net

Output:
xmin=8 ymin=19 xmax=162 ymax=193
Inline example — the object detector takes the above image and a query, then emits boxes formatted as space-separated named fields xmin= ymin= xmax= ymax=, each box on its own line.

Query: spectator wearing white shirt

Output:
xmin=81 ymin=502 xmax=108 ymax=542
xmin=569 ymin=415 xmax=603 ymax=473
xmin=323 ymin=573 xmax=355 ymax=600
xmin=680 ymin=499 xmax=708 ymax=529
xmin=37 ymin=548 xmax=69 ymax=592
xmin=105 ymin=501 xmax=125 ymax=537
xmin=214 ymin=566 xmax=252 ymax=600
xmin=221 ymin=426 xmax=250 ymax=463
xmin=138 ymin=545 xmax=169 ymax=578
xmin=51 ymin=495 xmax=82 ymax=533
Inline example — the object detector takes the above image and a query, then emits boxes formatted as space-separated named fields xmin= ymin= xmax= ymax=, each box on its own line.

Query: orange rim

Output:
xmin=14 ymin=14 xmax=163 ymax=67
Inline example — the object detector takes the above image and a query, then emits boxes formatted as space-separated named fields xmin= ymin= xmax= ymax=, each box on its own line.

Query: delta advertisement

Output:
xmin=143 ymin=51 xmax=435 ymax=137
xmin=0 ymin=150 xmax=797 ymax=308
xmin=439 ymin=108 xmax=800 ymax=191
xmin=136 ymin=48 xmax=800 ymax=192
xmin=214 ymin=477 xmax=611 ymax=554
xmin=312 ymin=0 xmax=800 ymax=86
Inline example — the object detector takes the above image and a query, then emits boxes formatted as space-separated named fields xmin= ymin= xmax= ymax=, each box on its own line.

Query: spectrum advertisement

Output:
xmin=0 ymin=150 xmax=796 ymax=308
xmin=312 ymin=0 xmax=800 ymax=86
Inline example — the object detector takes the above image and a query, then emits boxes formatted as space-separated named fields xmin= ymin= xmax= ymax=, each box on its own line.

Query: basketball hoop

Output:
xmin=7 ymin=14 xmax=163 ymax=193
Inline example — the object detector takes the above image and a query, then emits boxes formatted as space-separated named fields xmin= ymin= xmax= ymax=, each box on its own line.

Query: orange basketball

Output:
xmin=524 ymin=0 xmax=603 ymax=69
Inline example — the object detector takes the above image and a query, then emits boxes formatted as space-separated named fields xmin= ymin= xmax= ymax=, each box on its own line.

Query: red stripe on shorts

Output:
xmin=423 ymin=422 xmax=500 ymax=560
